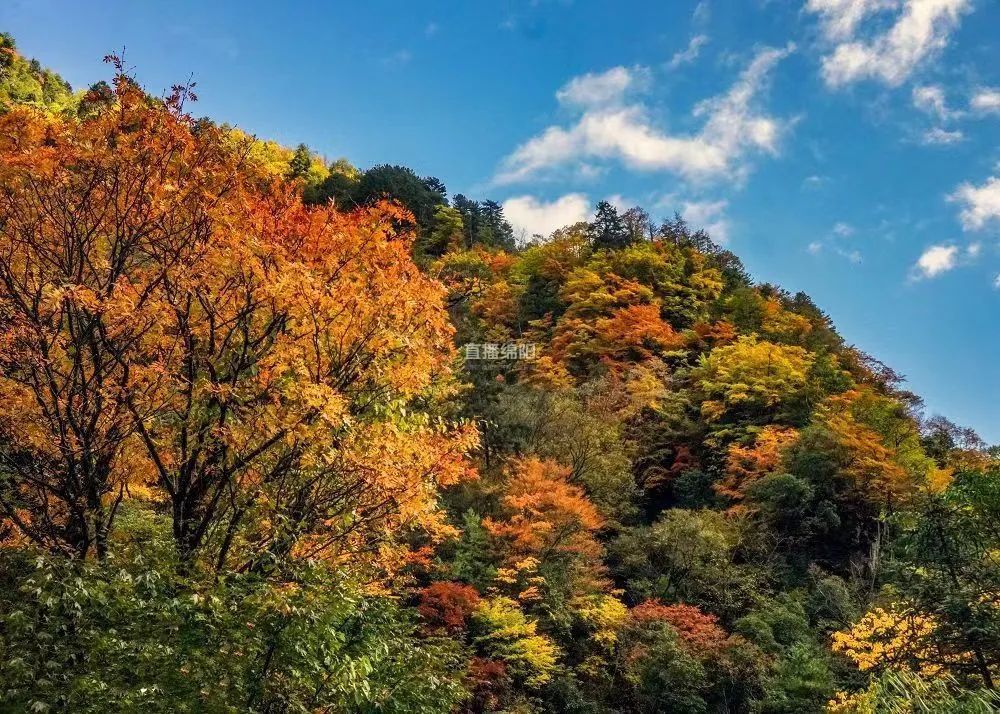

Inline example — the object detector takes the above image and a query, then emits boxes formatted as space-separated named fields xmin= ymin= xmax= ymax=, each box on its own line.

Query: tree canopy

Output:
xmin=0 ymin=40 xmax=996 ymax=714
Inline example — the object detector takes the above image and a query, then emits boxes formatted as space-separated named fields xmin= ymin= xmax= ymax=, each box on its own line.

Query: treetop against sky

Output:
xmin=2 ymin=0 xmax=998 ymax=440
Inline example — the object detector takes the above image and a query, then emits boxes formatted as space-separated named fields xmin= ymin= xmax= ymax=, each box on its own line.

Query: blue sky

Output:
xmin=3 ymin=0 xmax=999 ymax=441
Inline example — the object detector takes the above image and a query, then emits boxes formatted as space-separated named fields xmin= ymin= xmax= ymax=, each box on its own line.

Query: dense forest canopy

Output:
xmin=0 ymin=33 xmax=998 ymax=714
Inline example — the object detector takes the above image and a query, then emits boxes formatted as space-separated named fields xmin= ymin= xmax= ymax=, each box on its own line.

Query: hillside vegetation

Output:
xmin=0 ymin=36 xmax=997 ymax=713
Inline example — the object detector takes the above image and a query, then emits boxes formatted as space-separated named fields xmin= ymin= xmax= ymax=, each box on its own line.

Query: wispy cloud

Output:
xmin=921 ymin=127 xmax=964 ymax=145
xmin=381 ymin=49 xmax=412 ymax=67
xmin=667 ymin=34 xmax=709 ymax=70
xmin=555 ymin=66 xmax=647 ymax=107
xmin=805 ymin=0 xmax=972 ymax=88
xmin=680 ymin=198 xmax=731 ymax=243
xmin=692 ymin=1 xmax=711 ymax=26
xmin=805 ymin=0 xmax=895 ymax=42
xmin=806 ymin=240 xmax=862 ymax=263
xmin=840 ymin=247 xmax=863 ymax=263
xmin=912 ymin=84 xmax=961 ymax=120
xmin=494 ymin=44 xmax=795 ymax=185
xmin=909 ymin=86 xmax=967 ymax=146
xmin=833 ymin=221 xmax=855 ymax=236
xmin=970 ymin=87 xmax=1000 ymax=115
xmin=809 ymin=220 xmax=863 ymax=261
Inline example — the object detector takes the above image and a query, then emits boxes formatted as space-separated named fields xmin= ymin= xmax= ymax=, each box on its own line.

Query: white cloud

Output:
xmin=912 ymin=84 xmax=960 ymax=120
xmin=667 ymin=34 xmax=709 ymax=70
xmin=682 ymin=199 xmax=727 ymax=224
xmin=806 ymin=0 xmax=895 ymax=41
xmin=911 ymin=240 xmax=985 ymax=280
xmin=970 ymin=87 xmax=1000 ymax=115
xmin=914 ymin=243 xmax=959 ymax=278
xmin=807 ymin=0 xmax=972 ymax=88
xmin=496 ymin=44 xmax=795 ymax=184
xmin=555 ymin=66 xmax=643 ymax=108
xmin=681 ymin=199 xmax=731 ymax=243
xmin=833 ymin=221 xmax=855 ymax=236
xmin=802 ymin=174 xmax=828 ymax=188
xmin=605 ymin=194 xmax=637 ymax=212
xmin=808 ymin=240 xmax=824 ymax=254
xmin=949 ymin=176 xmax=1000 ymax=230
xmin=502 ymin=193 xmax=591 ymax=239
xmin=994 ymin=273 xmax=1000 ymax=289
xmin=921 ymin=127 xmax=964 ymax=145
xmin=909 ymin=76 xmax=969 ymax=138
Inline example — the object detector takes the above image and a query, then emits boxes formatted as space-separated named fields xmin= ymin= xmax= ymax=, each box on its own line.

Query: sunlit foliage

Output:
xmin=0 ymin=39 xmax=995 ymax=713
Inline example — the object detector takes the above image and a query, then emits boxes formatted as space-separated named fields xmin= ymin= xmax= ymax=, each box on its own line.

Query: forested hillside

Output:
xmin=0 ymin=34 xmax=998 ymax=713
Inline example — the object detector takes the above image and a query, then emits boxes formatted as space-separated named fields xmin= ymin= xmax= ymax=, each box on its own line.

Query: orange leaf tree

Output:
xmin=716 ymin=426 xmax=800 ymax=507
xmin=485 ymin=457 xmax=606 ymax=596
xmin=0 ymin=67 xmax=476 ymax=569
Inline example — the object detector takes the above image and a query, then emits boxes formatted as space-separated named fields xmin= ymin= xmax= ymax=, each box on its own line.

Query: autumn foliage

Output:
xmin=419 ymin=581 xmax=482 ymax=633
xmin=0 ymin=65 xmax=475 ymax=568
xmin=716 ymin=426 xmax=799 ymax=506
xmin=484 ymin=457 xmax=606 ymax=597
xmin=630 ymin=600 xmax=731 ymax=654
xmin=0 ymin=41 xmax=997 ymax=714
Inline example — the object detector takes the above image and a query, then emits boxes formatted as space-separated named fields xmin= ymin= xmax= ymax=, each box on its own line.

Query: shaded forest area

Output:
xmin=0 ymin=34 xmax=998 ymax=713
